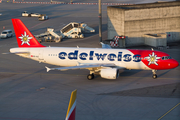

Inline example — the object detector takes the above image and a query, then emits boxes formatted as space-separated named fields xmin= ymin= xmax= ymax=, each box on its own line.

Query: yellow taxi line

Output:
xmin=158 ymin=102 xmax=180 ymax=120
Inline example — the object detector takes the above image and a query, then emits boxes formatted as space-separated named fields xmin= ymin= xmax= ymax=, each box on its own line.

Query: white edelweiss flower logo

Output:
xmin=18 ymin=31 xmax=32 ymax=46
xmin=144 ymin=52 xmax=161 ymax=65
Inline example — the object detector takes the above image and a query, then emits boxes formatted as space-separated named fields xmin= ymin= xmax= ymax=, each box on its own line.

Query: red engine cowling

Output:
xmin=100 ymin=68 xmax=119 ymax=79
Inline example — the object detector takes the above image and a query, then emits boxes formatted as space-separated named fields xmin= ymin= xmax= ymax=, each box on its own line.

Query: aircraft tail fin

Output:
xmin=65 ymin=89 xmax=77 ymax=120
xmin=11 ymin=19 xmax=45 ymax=47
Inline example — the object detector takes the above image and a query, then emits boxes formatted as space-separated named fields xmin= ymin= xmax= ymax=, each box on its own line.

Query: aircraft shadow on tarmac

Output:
xmin=119 ymin=70 xmax=144 ymax=77
xmin=98 ymin=83 xmax=180 ymax=98
xmin=0 ymin=73 xmax=16 ymax=79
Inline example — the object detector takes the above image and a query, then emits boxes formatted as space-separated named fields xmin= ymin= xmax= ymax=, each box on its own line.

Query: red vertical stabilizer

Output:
xmin=12 ymin=19 xmax=45 ymax=47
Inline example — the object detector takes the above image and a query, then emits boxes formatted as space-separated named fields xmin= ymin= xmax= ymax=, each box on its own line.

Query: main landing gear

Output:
xmin=87 ymin=73 xmax=94 ymax=80
xmin=87 ymin=71 xmax=95 ymax=80
xmin=152 ymin=70 xmax=157 ymax=79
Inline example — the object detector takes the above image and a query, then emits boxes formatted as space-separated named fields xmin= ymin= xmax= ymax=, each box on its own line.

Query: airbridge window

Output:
xmin=162 ymin=56 xmax=171 ymax=60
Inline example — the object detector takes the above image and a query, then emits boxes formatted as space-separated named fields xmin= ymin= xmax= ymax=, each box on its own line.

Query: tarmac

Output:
xmin=0 ymin=1 xmax=180 ymax=120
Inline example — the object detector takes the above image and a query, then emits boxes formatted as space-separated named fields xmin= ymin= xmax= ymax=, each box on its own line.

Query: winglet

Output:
xmin=65 ymin=89 xmax=77 ymax=120
xmin=100 ymin=42 xmax=111 ymax=49
xmin=45 ymin=66 xmax=51 ymax=72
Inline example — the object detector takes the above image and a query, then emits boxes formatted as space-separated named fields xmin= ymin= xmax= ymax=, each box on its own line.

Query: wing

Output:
xmin=45 ymin=63 xmax=125 ymax=72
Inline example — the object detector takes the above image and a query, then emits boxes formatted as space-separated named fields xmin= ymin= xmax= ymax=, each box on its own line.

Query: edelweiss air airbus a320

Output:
xmin=10 ymin=19 xmax=179 ymax=80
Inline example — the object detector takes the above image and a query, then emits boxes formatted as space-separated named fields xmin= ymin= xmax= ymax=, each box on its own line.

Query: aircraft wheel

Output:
xmin=152 ymin=74 xmax=157 ymax=79
xmin=87 ymin=74 xmax=94 ymax=80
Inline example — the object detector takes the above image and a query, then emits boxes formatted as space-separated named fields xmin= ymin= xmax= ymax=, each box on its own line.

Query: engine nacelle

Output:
xmin=100 ymin=68 xmax=119 ymax=79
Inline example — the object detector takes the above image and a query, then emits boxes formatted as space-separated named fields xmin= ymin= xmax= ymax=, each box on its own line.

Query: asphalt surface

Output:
xmin=0 ymin=1 xmax=180 ymax=120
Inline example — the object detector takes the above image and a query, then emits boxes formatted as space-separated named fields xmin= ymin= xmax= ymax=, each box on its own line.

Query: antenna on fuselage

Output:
xmin=151 ymin=48 xmax=154 ymax=51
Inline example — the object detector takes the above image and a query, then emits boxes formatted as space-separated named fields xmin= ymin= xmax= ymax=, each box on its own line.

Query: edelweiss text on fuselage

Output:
xmin=59 ymin=50 xmax=141 ymax=62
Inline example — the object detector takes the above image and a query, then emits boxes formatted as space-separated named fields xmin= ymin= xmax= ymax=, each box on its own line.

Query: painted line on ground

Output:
xmin=158 ymin=102 xmax=180 ymax=120
xmin=29 ymin=20 xmax=49 ymax=29
xmin=0 ymin=117 xmax=48 ymax=120
xmin=0 ymin=72 xmax=178 ymax=79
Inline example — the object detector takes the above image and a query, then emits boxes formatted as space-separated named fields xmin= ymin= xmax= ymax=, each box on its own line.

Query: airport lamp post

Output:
xmin=99 ymin=0 xmax=102 ymax=42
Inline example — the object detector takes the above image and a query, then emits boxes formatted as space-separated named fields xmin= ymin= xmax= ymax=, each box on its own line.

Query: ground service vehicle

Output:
xmin=38 ymin=14 xmax=48 ymax=21
xmin=78 ymin=22 xmax=95 ymax=33
xmin=0 ymin=30 xmax=13 ymax=38
xmin=35 ymin=28 xmax=62 ymax=43
xmin=22 ymin=11 xmax=40 ymax=17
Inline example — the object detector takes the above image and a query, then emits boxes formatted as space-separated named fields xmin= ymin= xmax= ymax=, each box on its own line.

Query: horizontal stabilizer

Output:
xmin=45 ymin=66 xmax=52 ymax=72
xmin=2 ymin=52 xmax=11 ymax=55
xmin=2 ymin=52 xmax=30 ymax=55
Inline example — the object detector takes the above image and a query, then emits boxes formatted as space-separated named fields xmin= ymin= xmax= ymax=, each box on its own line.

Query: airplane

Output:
xmin=9 ymin=19 xmax=179 ymax=80
xmin=66 ymin=89 xmax=77 ymax=120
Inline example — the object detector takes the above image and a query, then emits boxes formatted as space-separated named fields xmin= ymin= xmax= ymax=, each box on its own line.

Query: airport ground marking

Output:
xmin=0 ymin=72 xmax=178 ymax=80
xmin=158 ymin=102 xmax=180 ymax=120
xmin=0 ymin=117 xmax=49 ymax=120
xmin=29 ymin=20 xmax=48 ymax=29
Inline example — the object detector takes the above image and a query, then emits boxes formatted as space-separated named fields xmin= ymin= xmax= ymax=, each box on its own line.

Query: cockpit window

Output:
xmin=162 ymin=56 xmax=172 ymax=60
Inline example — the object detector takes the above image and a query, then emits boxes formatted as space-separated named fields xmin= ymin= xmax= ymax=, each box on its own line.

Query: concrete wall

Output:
xmin=166 ymin=32 xmax=180 ymax=43
xmin=143 ymin=34 xmax=167 ymax=47
xmin=107 ymin=7 xmax=124 ymax=39
xmin=107 ymin=1 xmax=180 ymax=47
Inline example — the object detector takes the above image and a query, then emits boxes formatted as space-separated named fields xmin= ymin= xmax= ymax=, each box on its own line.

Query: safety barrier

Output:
xmin=13 ymin=1 xmax=132 ymax=5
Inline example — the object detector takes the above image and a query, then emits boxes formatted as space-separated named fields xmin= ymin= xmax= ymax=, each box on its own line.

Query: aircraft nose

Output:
xmin=169 ymin=59 xmax=179 ymax=68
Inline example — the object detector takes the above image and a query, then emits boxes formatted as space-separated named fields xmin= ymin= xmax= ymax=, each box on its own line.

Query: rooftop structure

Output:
xmin=107 ymin=1 xmax=180 ymax=47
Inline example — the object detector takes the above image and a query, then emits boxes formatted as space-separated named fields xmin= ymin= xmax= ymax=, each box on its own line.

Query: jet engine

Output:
xmin=100 ymin=68 xmax=119 ymax=79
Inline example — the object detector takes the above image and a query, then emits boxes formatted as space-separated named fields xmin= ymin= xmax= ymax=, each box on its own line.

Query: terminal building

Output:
xmin=107 ymin=1 xmax=180 ymax=47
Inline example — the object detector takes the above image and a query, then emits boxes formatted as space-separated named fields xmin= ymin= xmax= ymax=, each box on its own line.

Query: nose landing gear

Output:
xmin=152 ymin=74 xmax=157 ymax=79
xmin=152 ymin=70 xmax=157 ymax=79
